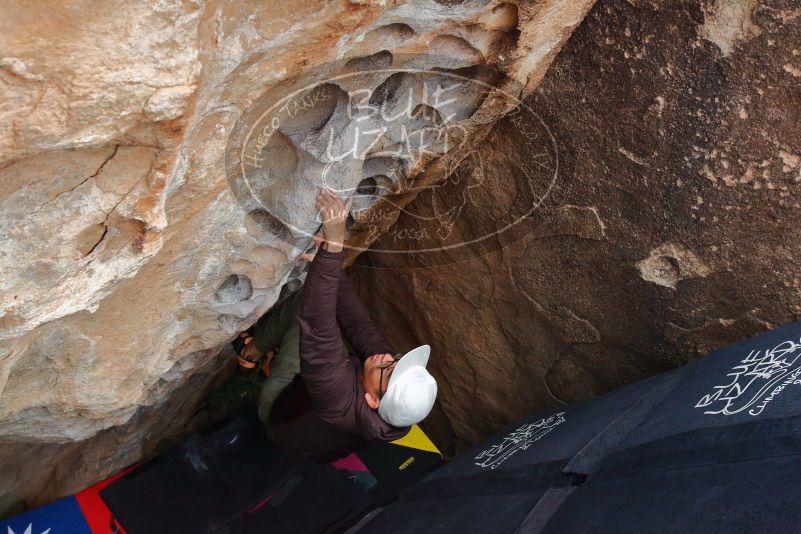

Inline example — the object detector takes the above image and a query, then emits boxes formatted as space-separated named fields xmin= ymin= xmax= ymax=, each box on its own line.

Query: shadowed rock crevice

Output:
xmin=245 ymin=209 xmax=290 ymax=242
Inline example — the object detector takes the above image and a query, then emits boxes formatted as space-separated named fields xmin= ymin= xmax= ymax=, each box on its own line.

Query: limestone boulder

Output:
xmin=0 ymin=0 xmax=594 ymax=512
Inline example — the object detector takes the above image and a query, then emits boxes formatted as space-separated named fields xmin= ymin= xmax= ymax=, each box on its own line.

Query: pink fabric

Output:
xmin=331 ymin=452 xmax=370 ymax=472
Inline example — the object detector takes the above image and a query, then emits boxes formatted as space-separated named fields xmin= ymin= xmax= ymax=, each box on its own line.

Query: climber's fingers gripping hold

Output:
xmin=315 ymin=189 xmax=352 ymax=252
xmin=316 ymin=189 xmax=351 ymax=223
xmin=300 ymin=232 xmax=326 ymax=262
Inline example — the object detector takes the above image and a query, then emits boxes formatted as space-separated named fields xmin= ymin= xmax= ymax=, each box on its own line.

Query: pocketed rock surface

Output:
xmin=0 ymin=0 xmax=594 ymax=512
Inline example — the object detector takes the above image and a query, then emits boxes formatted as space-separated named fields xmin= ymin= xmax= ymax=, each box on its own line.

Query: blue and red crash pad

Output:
xmin=0 ymin=418 xmax=441 ymax=534
xmin=0 ymin=469 xmax=131 ymax=534
xmin=0 ymin=496 xmax=93 ymax=534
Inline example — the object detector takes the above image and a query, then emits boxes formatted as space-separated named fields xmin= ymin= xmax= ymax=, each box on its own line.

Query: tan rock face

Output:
xmin=0 ymin=0 xmax=594 ymax=511
xmin=351 ymin=0 xmax=801 ymax=454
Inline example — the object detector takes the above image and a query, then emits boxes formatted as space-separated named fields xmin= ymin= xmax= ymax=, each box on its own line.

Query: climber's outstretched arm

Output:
xmin=296 ymin=190 xmax=356 ymax=422
xmin=336 ymin=273 xmax=394 ymax=361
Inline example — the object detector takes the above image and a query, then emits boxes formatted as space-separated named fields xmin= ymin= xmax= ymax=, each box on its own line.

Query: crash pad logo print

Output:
xmin=695 ymin=337 xmax=801 ymax=417
xmin=474 ymin=412 xmax=566 ymax=470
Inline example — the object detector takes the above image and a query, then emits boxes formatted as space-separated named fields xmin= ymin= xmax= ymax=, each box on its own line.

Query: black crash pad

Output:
xmin=354 ymin=321 xmax=801 ymax=533
xmin=100 ymin=411 xmax=372 ymax=533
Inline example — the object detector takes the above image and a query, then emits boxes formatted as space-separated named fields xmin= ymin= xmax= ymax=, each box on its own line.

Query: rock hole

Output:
xmin=372 ymin=175 xmax=395 ymax=194
xmin=480 ymin=3 xmax=519 ymax=31
xmin=214 ymin=274 xmax=253 ymax=304
xmin=236 ymin=129 xmax=300 ymax=210
xmin=363 ymin=175 xmax=396 ymax=198
xmin=428 ymin=34 xmax=484 ymax=64
xmin=245 ymin=209 xmax=288 ymax=242
xmin=363 ymin=157 xmax=407 ymax=186
xmin=352 ymin=175 xmax=395 ymax=213
xmin=412 ymin=103 xmax=445 ymax=125
xmin=260 ymin=129 xmax=299 ymax=177
xmin=217 ymin=314 xmax=242 ymax=335
xmin=403 ymin=104 xmax=447 ymax=150
xmin=423 ymin=65 xmax=500 ymax=122
xmin=343 ymin=50 xmax=393 ymax=73
xmin=369 ymin=71 xmax=414 ymax=107
xmin=278 ymin=83 xmax=343 ymax=137
xmin=362 ymin=23 xmax=415 ymax=50
xmin=356 ymin=176 xmax=378 ymax=196
xmin=360 ymin=175 xmax=396 ymax=196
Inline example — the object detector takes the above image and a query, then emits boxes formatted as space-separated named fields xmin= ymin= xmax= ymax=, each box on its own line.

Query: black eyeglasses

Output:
xmin=378 ymin=353 xmax=403 ymax=400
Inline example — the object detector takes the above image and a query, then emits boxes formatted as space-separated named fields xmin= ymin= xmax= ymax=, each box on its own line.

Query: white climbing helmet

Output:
xmin=378 ymin=345 xmax=438 ymax=427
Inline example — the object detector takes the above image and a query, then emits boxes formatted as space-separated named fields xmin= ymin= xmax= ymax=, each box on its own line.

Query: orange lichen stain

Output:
xmin=152 ymin=178 xmax=166 ymax=194
xmin=133 ymin=195 xmax=157 ymax=212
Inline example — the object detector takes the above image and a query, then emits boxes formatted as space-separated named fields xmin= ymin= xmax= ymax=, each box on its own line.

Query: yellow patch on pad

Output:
xmin=391 ymin=424 xmax=442 ymax=456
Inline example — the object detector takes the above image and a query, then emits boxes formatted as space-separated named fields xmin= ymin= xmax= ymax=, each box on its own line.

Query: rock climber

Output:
xmin=233 ymin=189 xmax=438 ymax=461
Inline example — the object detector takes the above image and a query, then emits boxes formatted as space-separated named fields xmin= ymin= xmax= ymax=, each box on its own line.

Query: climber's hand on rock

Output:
xmin=313 ymin=231 xmax=324 ymax=248
xmin=300 ymin=232 xmax=324 ymax=262
xmin=315 ymin=189 xmax=351 ymax=253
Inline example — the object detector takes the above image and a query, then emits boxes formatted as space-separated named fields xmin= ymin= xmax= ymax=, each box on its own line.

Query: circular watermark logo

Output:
xmin=225 ymin=53 xmax=558 ymax=265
